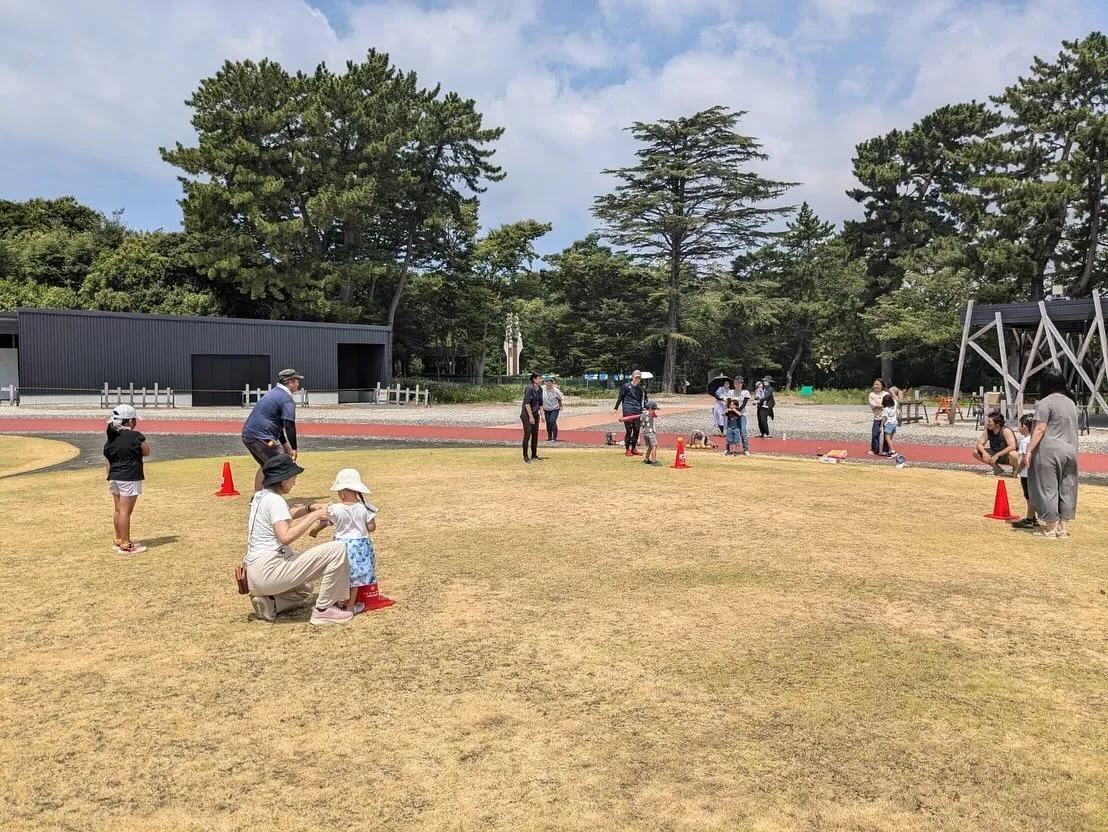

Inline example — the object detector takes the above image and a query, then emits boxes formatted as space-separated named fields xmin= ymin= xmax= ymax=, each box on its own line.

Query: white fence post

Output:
xmin=153 ymin=383 xmax=159 ymax=408
xmin=375 ymin=382 xmax=382 ymax=404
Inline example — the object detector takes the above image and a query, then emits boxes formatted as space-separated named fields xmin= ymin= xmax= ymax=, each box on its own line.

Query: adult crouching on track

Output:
xmin=1026 ymin=369 xmax=1079 ymax=540
xmin=242 ymin=368 xmax=304 ymax=493
xmin=245 ymin=454 xmax=353 ymax=625
xmin=973 ymin=410 xmax=1019 ymax=475
xmin=615 ymin=370 xmax=646 ymax=456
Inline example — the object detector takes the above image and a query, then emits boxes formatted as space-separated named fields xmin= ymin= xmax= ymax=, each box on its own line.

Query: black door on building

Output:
xmin=337 ymin=343 xmax=385 ymax=403
xmin=191 ymin=354 xmax=270 ymax=406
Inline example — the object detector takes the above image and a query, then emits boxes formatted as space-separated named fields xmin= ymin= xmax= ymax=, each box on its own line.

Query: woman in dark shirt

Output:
xmin=103 ymin=404 xmax=152 ymax=554
xmin=521 ymin=372 xmax=544 ymax=464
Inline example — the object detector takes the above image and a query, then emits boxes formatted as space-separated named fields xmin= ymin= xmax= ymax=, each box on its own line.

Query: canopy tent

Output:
xmin=951 ymin=295 xmax=1108 ymax=423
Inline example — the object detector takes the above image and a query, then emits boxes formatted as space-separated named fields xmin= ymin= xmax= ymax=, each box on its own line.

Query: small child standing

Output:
xmin=1011 ymin=415 xmax=1039 ymax=529
xmin=724 ymin=399 xmax=743 ymax=456
xmin=103 ymin=404 xmax=151 ymax=555
xmin=640 ymin=401 xmax=662 ymax=466
xmin=313 ymin=468 xmax=393 ymax=613
xmin=880 ymin=393 xmax=899 ymax=458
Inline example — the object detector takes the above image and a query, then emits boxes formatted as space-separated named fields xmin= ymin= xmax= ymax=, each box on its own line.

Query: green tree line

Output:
xmin=2 ymin=34 xmax=1106 ymax=391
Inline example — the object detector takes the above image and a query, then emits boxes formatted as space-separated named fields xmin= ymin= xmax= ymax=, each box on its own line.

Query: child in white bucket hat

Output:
xmin=310 ymin=468 xmax=394 ymax=612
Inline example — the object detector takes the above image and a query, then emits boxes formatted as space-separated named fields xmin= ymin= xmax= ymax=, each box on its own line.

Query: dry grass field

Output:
xmin=0 ymin=435 xmax=78 ymax=477
xmin=0 ymin=447 xmax=1105 ymax=831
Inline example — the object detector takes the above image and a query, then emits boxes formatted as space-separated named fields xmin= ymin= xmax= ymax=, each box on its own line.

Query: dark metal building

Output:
xmin=7 ymin=308 xmax=391 ymax=405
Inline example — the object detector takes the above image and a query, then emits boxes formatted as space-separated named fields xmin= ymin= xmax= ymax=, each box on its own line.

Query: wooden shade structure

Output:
xmin=951 ymin=295 xmax=1108 ymax=424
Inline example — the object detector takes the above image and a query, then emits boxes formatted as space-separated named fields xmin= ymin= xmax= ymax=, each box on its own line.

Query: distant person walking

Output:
xmin=242 ymin=368 xmax=304 ymax=493
xmin=614 ymin=370 xmax=647 ymax=455
xmin=542 ymin=376 xmax=565 ymax=442
xmin=521 ymin=372 xmax=544 ymax=464
xmin=1026 ymin=369 xmax=1079 ymax=539
xmin=757 ymin=378 xmax=775 ymax=438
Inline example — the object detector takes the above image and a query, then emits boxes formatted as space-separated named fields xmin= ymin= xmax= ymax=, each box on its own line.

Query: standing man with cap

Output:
xmin=242 ymin=368 xmax=305 ymax=493
xmin=614 ymin=370 xmax=647 ymax=456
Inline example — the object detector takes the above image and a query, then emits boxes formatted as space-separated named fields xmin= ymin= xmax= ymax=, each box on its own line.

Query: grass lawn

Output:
xmin=0 ymin=448 xmax=1105 ymax=831
xmin=0 ymin=435 xmax=78 ymax=477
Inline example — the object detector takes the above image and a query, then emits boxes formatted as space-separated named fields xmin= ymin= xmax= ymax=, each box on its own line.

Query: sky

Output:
xmin=1 ymin=0 xmax=1106 ymax=254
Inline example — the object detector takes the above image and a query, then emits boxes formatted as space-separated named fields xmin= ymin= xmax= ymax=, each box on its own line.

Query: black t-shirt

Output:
xmin=104 ymin=428 xmax=146 ymax=481
xmin=521 ymin=385 xmax=543 ymax=416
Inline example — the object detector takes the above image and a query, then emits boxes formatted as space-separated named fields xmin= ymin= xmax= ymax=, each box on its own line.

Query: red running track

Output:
xmin=4 ymin=416 xmax=1108 ymax=474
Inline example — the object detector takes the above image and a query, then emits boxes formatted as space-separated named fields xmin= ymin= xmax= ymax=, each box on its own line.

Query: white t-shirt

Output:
xmin=1018 ymin=435 xmax=1031 ymax=478
xmin=882 ymin=405 xmax=898 ymax=426
xmin=245 ymin=489 xmax=292 ymax=565
xmin=328 ymin=501 xmax=377 ymax=540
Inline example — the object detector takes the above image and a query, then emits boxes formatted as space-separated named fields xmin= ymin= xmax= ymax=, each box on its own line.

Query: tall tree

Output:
xmin=982 ymin=32 xmax=1108 ymax=299
xmin=593 ymin=106 xmax=793 ymax=392
xmin=845 ymin=102 xmax=1001 ymax=382
xmin=161 ymin=50 xmax=503 ymax=324
xmin=745 ymin=204 xmax=866 ymax=389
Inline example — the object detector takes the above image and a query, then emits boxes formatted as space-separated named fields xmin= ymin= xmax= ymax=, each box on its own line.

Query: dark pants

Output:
xmin=870 ymin=420 xmax=889 ymax=454
xmin=624 ymin=416 xmax=641 ymax=450
xmin=757 ymin=408 xmax=770 ymax=437
xmin=521 ymin=413 xmax=539 ymax=459
xmin=544 ymin=408 xmax=560 ymax=441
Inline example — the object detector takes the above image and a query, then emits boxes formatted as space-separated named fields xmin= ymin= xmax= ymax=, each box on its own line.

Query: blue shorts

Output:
xmin=726 ymin=427 xmax=742 ymax=444
xmin=884 ymin=423 xmax=897 ymax=435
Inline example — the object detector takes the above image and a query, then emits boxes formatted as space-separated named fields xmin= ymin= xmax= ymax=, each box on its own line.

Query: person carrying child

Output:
xmin=639 ymin=401 xmax=662 ymax=466
xmin=310 ymin=468 xmax=394 ymax=612
xmin=880 ymin=393 xmax=899 ymax=458
xmin=723 ymin=399 xmax=744 ymax=457
xmin=103 ymin=404 xmax=151 ymax=555
xmin=1011 ymin=414 xmax=1039 ymax=529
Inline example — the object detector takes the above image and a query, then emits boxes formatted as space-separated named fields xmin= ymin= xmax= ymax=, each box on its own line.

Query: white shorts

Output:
xmin=109 ymin=480 xmax=143 ymax=497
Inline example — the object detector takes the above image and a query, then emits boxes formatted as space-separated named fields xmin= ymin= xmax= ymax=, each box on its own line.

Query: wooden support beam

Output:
xmin=1017 ymin=319 xmax=1045 ymax=416
xmin=1038 ymin=304 xmax=1108 ymax=414
xmin=995 ymin=312 xmax=1015 ymax=421
xmin=951 ymin=300 xmax=974 ymax=426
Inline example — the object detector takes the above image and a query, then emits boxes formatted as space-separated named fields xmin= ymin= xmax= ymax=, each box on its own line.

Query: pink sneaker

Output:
xmin=116 ymin=542 xmax=146 ymax=555
xmin=309 ymin=605 xmax=354 ymax=625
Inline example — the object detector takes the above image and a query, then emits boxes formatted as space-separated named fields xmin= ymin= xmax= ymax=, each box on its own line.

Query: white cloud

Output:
xmin=0 ymin=0 xmax=1105 ymax=248
xmin=598 ymin=0 xmax=737 ymax=31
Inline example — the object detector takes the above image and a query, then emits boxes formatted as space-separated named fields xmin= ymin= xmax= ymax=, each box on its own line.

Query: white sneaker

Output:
xmin=251 ymin=595 xmax=277 ymax=622
xmin=309 ymin=605 xmax=354 ymax=625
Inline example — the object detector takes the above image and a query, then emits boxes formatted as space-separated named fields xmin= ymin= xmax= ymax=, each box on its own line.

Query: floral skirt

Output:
xmin=342 ymin=537 xmax=376 ymax=588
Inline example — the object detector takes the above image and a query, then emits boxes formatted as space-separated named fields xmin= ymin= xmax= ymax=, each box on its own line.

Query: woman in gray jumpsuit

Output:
xmin=1026 ymin=369 xmax=1079 ymax=539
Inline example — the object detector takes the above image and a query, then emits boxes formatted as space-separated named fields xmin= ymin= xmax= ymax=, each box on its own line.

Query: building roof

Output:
xmin=966 ymin=298 xmax=1099 ymax=333
xmin=14 ymin=307 xmax=390 ymax=333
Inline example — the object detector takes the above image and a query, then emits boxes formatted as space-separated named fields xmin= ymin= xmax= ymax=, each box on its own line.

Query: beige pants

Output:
xmin=248 ymin=541 xmax=349 ymax=610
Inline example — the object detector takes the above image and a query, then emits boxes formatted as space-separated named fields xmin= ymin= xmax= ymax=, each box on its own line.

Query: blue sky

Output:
xmin=1 ymin=0 xmax=1105 ymax=254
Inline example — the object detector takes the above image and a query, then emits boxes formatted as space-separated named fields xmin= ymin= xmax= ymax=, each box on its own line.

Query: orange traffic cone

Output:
xmin=215 ymin=461 xmax=240 ymax=497
xmin=671 ymin=436 xmax=690 ymax=469
xmin=984 ymin=479 xmax=1018 ymax=520
xmin=356 ymin=583 xmax=395 ymax=611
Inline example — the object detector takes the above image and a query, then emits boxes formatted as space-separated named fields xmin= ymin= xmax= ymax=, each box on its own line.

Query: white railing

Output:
xmin=101 ymin=382 xmax=176 ymax=408
xmin=0 ymin=384 xmax=18 ymax=406
xmin=243 ymin=384 xmax=310 ymax=408
xmin=374 ymin=382 xmax=431 ymax=406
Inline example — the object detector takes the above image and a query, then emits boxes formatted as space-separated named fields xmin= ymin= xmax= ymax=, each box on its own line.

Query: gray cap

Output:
xmin=278 ymin=368 xmax=304 ymax=383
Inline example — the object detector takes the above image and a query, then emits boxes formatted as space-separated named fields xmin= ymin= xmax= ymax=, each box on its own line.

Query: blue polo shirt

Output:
xmin=242 ymin=386 xmax=295 ymax=442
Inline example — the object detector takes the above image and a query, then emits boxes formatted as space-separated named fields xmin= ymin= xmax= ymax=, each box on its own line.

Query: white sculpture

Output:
xmin=503 ymin=313 xmax=523 ymax=376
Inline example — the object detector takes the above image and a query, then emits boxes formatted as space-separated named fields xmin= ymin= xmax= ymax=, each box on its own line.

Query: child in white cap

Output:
xmin=103 ymin=404 xmax=151 ymax=554
xmin=311 ymin=468 xmax=389 ymax=613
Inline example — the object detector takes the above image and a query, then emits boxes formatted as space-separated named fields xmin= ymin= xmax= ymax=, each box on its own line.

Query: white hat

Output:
xmin=109 ymin=404 xmax=138 ymax=425
xmin=330 ymin=468 xmax=371 ymax=494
